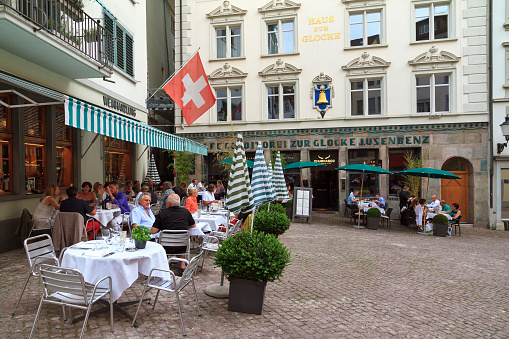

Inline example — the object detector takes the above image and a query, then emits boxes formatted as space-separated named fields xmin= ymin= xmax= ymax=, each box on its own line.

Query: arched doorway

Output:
xmin=441 ymin=158 xmax=472 ymax=223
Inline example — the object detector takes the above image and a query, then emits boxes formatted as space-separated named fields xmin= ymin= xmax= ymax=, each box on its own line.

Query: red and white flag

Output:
xmin=163 ymin=52 xmax=215 ymax=126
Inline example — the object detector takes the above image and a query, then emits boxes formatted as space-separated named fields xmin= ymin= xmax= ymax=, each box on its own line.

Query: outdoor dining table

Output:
xmin=87 ymin=207 xmax=122 ymax=226
xmin=192 ymin=213 xmax=227 ymax=232
xmin=360 ymin=202 xmax=385 ymax=215
xmin=426 ymin=212 xmax=452 ymax=220
xmin=61 ymin=240 xmax=170 ymax=325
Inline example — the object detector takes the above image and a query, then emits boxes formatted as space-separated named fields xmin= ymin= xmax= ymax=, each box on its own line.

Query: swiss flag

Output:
xmin=163 ymin=52 xmax=216 ymax=126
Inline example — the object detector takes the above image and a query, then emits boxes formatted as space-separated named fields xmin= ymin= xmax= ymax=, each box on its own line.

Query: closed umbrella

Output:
xmin=283 ymin=161 xmax=325 ymax=170
xmin=251 ymin=142 xmax=276 ymax=208
xmin=225 ymin=134 xmax=254 ymax=214
xmin=337 ymin=164 xmax=392 ymax=228
xmin=145 ymin=153 xmax=161 ymax=184
xmin=267 ymin=162 xmax=273 ymax=182
xmin=272 ymin=151 xmax=288 ymax=200
xmin=220 ymin=157 xmax=254 ymax=168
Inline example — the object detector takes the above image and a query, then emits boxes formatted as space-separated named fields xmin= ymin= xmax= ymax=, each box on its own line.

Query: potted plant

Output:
xmin=366 ymin=207 xmax=381 ymax=230
xmin=131 ymin=226 xmax=151 ymax=249
xmin=285 ymin=199 xmax=293 ymax=220
xmin=432 ymin=214 xmax=449 ymax=237
xmin=258 ymin=202 xmax=286 ymax=214
xmin=214 ymin=231 xmax=291 ymax=315
xmin=253 ymin=209 xmax=290 ymax=236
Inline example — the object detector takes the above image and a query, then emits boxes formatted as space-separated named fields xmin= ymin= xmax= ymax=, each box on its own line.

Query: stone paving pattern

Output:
xmin=1 ymin=214 xmax=509 ymax=338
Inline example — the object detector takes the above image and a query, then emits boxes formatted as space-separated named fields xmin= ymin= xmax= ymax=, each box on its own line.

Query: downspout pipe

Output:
xmin=488 ymin=0 xmax=494 ymax=209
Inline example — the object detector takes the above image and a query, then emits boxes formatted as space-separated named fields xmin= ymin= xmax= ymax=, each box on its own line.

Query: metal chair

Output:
xmin=198 ymin=235 xmax=220 ymax=272
xmin=158 ymin=230 xmax=190 ymax=261
xmin=132 ymin=251 xmax=204 ymax=336
xmin=210 ymin=218 xmax=242 ymax=242
xmin=27 ymin=217 xmax=52 ymax=238
xmin=12 ymin=234 xmax=59 ymax=316
xmin=29 ymin=264 xmax=113 ymax=339
xmin=453 ymin=215 xmax=463 ymax=236
xmin=381 ymin=208 xmax=393 ymax=229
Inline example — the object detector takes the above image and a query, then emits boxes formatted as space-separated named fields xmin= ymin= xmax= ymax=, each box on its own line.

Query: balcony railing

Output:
xmin=1 ymin=0 xmax=113 ymax=71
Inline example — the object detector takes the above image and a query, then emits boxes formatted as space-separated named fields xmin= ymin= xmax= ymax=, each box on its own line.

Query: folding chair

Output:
xmin=29 ymin=264 xmax=113 ymax=339
xmin=381 ymin=208 xmax=393 ymax=229
xmin=198 ymin=235 xmax=220 ymax=272
xmin=158 ymin=230 xmax=190 ymax=261
xmin=132 ymin=251 xmax=204 ymax=336
xmin=453 ymin=215 xmax=463 ymax=236
xmin=12 ymin=234 xmax=59 ymax=316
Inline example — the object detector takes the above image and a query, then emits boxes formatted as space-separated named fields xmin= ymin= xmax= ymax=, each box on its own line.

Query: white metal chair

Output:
xmin=27 ymin=217 xmax=52 ymax=238
xmin=210 ymin=218 xmax=242 ymax=242
xmin=158 ymin=230 xmax=190 ymax=261
xmin=29 ymin=264 xmax=113 ymax=339
xmin=131 ymin=251 xmax=204 ymax=336
xmin=198 ymin=235 xmax=219 ymax=272
xmin=12 ymin=234 xmax=60 ymax=316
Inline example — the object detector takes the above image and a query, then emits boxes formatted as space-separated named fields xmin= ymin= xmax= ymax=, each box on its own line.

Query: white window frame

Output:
xmin=214 ymin=86 xmax=244 ymax=123
xmin=411 ymin=0 xmax=455 ymax=43
xmin=211 ymin=23 xmax=245 ymax=60
xmin=264 ymin=82 xmax=298 ymax=121
xmin=413 ymin=72 xmax=452 ymax=114
xmin=345 ymin=5 xmax=386 ymax=49
xmin=262 ymin=16 xmax=299 ymax=56
xmin=347 ymin=76 xmax=386 ymax=117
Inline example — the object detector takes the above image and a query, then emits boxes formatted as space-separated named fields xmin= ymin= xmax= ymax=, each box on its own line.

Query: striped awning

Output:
xmin=65 ymin=96 xmax=206 ymax=155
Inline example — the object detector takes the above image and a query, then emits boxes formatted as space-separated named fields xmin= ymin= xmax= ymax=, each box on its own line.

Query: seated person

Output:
xmin=374 ymin=194 xmax=386 ymax=208
xmin=77 ymin=181 xmax=96 ymax=206
xmin=347 ymin=190 xmax=360 ymax=212
xmin=446 ymin=203 xmax=462 ymax=236
xmin=439 ymin=200 xmax=452 ymax=213
xmin=139 ymin=183 xmax=158 ymax=205
xmin=185 ymin=187 xmax=199 ymax=214
xmin=130 ymin=192 xmax=156 ymax=238
xmin=415 ymin=198 xmax=427 ymax=231
xmin=103 ymin=182 xmax=129 ymax=214
xmin=151 ymin=194 xmax=196 ymax=273
xmin=202 ymin=184 xmax=219 ymax=208
xmin=60 ymin=186 xmax=99 ymax=241
xmin=132 ymin=185 xmax=141 ymax=206
xmin=427 ymin=195 xmax=441 ymax=211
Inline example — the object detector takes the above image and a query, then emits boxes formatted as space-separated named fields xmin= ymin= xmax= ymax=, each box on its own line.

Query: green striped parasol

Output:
xmin=225 ymin=134 xmax=254 ymax=213
xmin=251 ymin=142 xmax=275 ymax=207
xmin=272 ymin=151 xmax=288 ymax=200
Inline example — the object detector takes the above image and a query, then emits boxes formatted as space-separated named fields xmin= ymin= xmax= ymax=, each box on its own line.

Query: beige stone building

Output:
xmin=175 ymin=0 xmax=489 ymax=226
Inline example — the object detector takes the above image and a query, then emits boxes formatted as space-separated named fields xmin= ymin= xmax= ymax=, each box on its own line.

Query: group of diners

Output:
xmin=399 ymin=186 xmax=462 ymax=236
xmin=347 ymin=190 xmax=387 ymax=209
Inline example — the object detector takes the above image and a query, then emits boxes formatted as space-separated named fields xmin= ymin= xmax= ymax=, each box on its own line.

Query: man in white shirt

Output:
xmin=202 ymin=184 xmax=219 ymax=208
xmin=187 ymin=179 xmax=197 ymax=191
xmin=197 ymin=179 xmax=206 ymax=192
xmin=427 ymin=195 xmax=442 ymax=210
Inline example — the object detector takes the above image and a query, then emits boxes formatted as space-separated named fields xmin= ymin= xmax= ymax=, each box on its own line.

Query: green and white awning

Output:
xmin=64 ymin=96 xmax=207 ymax=155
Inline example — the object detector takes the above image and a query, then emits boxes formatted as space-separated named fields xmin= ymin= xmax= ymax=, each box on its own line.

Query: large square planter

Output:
xmin=228 ymin=278 xmax=267 ymax=315
xmin=433 ymin=223 xmax=448 ymax=237
xmin=366 ymin=217 xmax=380 ymax=230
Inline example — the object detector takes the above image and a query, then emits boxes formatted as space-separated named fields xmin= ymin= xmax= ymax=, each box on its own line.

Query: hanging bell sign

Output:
xmin=317 ymin=88 xmax=329 ymax=105
xmin=311 ymin=72 xmax=334 ymax=118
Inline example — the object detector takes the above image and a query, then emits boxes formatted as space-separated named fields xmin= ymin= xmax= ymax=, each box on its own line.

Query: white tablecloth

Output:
xmin=192 ymin=213 xmax=227 ymax=232
xmin=128 ymin=203 xmax=136 ymax=212
xmin=427 ymin=212 xmax=452 ymax=220
xmin=360 ymin=202 xmax=385 ymax=215
xmin=61 ymin=240 xmax=170 ymax=302
xmin=88 ymin=208 xmax=122 ymax=226
xmin=189 ymin=222 xmax=208 ymax=236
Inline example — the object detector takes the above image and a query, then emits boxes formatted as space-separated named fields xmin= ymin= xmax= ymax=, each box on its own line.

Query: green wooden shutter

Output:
xmin=103 ymin=12 xmax=115 ymax=65
xmin=116 ymin=26 xmax=125 ymax=70
xmin=125 ymin=33 xmax=134 ymax=76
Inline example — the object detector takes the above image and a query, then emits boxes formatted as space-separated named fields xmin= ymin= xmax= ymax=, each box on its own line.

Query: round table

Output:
xmin=61 ymin=240 xmax=170 ymax=302
xmin=88 ymin=208 xmax=122 ymax=226
xmin=193 ymin=213 xmax=227 ymax=232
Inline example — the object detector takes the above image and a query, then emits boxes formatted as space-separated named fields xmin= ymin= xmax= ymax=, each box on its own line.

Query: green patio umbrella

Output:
xmin=251 ymin=142 xmax=275 ymax=209
xmin=337 ymin=164 xmax=392 ymax=228
xmin=283 ymin=161 xmax=325 ymax=170
xmin=272 ymin=151 xmax=288 ymax=200
xmin=397 ymin=168 xmax=461 ymax=203
xmin=220 ymin=157 xmax=254 ymax=168
xmin=225 ymin=134 xmax=254 ymax=214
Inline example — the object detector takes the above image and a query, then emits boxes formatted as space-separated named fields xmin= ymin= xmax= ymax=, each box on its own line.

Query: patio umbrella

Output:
xmin=145 ymin=153 xmax=161 ymax=184
xmin=220 ymin=157 xmax=254 ymax=168
xmin=336 ymin=164 xmax=392 ymax=228
xmin=283 ymin=161 xmax=325 ymax=170
xmin=267 ymin=161 xmax=273 ymax=182
xmin=225 ymin=134 xmax=254 ymax=214
xmin=251 ymin=142 xmax=276 ymax=209
xmin=272 ymin=151 xmax=288 ymax=200
xmin=397 ymin=168 xmax=461 ymax=203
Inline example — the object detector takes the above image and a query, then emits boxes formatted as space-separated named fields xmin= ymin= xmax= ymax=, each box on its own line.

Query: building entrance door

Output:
xmin=311 ymin=170 xmax=338 ymax=210
xmin=441 ymin=158 xmax=470 ymax=223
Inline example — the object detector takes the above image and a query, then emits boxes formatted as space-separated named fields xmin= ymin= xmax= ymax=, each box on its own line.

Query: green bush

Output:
xmin=285 ymin=199 xmax=293 ymax=209
xmin=253 ymin=209 xmax=291 ymax=236
xmin=214 ymin=231 xmax=291 ymax=282
xmin=131 ymin=226 xmax=152 ymax=242
xmin=366 ymin=207 xmax=381 ymax=218
xmin=432 ymin=213 xmax=449 ymax=225
xmin=258 ymin=202 xmax=286 ymax=215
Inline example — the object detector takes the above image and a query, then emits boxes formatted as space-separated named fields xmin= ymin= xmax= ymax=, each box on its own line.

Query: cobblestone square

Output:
xmin=1 ymin=215 xmax=508 ymax=338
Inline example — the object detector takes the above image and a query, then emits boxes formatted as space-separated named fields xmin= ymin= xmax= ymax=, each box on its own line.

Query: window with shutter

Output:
xmin=116 ymin=26 xmax=125 ymax=70
xmin=103 ymin=11 xmax=134 ymax=77
xmin=125 ymin=34 xmax=134 ymax=76
xmin=103 ymin=13 xmax=115 ymax=65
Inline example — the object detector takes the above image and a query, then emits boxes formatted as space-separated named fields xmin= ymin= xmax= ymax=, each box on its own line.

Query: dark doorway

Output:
xmin=310 ymin=150 xmax=339 ymax=211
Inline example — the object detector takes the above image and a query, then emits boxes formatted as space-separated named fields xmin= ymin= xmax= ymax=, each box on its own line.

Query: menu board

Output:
xmin=293 ymin=187 xmax=313 ymax=223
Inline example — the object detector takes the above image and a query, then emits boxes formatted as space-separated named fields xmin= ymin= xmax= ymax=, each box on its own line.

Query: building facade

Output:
xmin=175 ymin=0 xmax=489 ymax=226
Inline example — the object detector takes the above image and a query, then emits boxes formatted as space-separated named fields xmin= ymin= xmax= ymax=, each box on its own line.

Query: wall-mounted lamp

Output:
xmin=497 ymin=115 xmax=509 ymax=154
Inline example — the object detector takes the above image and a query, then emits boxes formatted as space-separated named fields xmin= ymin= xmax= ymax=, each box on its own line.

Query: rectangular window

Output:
xmin=104 ymin=137 xmax=131 ymax=184
xmin=215 ymin=25 xmax=241 ymax=59
xmin=415 ymin=3 xmax=449 ymax=41
xmin=350 ymin=11 xmax=381 ymax=47
xmin=348 ymin=149 xmax=379 ymax=195
xmin=0 ymin=94 xmax=12 ymax=194
xmin=267 ymin=84 xmax=295 ymax=120
xmin=268 ymin=86 xmax=279 ymax=119
xmin=416 ymin=74 xmax=449 ymax=113
xmin=215 ymin=87 xmax=242 ymax=122
xmin=350 ymin=79 xmax=382 ymax=116
xmin=56 ymin=109 xmax=72 ymax=189
xmin=267 ymin=20 xmax=294 ymax=55
xmin=104 ymin=12 xmax=134 ymax=76
xmin=24 ymin=105 xmax=46 ymax=194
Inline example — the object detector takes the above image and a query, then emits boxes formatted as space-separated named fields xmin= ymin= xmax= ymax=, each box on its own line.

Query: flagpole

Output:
xmin=146 ymin=47 xmax=201 ymax=103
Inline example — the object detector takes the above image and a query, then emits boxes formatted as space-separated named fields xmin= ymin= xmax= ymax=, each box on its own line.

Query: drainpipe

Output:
xmin=179 ymin=0 xmax=184 ymax=126
xmin=163 ymin=0 xmax=170 ymax=78
xmin=488 ymin=0 xmax=494 ymax=210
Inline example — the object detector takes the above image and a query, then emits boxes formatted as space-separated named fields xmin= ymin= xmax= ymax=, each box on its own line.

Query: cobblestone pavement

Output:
xmin=1 ymin=214 xmax=509 ymax=338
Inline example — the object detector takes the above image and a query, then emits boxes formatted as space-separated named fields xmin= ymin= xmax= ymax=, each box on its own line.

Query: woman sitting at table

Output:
xmin=203 ymin=184 xmax=219 ymax=208
xmin=93 ymin=182 xmax=104 ymax=203
xmin=158 ymin=181 xmax=175 ymax=211
xmin=444 ymin=203 xmax=462 ymax=236
xmin=32 ymin=184 xmax=65 ymax=228
xmin=77 ymin=181 xmax=96 ymax=206
xmin=415 ymin=199 xmax=427 ymax=232
xmin=130 ymin=192 xmax=156 ymax=237
xmin=214 ymin=180 xmax=225 ymax=200
xmin=185 ymin=187 xmax=199 ymax=214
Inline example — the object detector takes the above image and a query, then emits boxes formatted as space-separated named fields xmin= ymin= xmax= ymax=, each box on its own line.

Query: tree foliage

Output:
xmin=403 ymin=151 xmax=422 ymax=198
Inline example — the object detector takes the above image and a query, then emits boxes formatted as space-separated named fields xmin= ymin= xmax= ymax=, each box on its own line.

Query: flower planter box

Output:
xmin=228 ymin=278 xmax=267 ymax=315
xmin=366 ymin=216 xmax=379 ymax=230
xmin=433 ymin=223 xmax=448 ymax=237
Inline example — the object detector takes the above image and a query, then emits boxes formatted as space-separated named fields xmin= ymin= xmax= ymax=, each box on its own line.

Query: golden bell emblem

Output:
xmin=317 ymin=89 xmax=329 ymax=105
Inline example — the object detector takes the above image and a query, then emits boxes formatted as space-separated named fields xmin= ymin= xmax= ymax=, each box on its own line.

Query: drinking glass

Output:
xmin=102 ymin=228 xmax=112 ymax=245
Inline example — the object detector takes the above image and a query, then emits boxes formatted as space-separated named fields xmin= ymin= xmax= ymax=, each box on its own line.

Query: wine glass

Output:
xmin=102 ymin=228 xmax=112 ymax=245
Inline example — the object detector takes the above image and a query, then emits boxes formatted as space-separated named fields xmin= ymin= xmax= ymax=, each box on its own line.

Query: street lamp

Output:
xmin=498 ymin=115 xmax=509 ymax=154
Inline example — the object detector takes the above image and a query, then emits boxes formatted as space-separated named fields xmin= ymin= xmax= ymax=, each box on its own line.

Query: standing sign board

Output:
xmin=292 ymin=187 xmax=313 ymax=223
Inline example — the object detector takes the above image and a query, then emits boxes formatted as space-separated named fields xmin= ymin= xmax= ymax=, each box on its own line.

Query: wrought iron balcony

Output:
xmin=0 ymin=0 xmax=114 ymax=78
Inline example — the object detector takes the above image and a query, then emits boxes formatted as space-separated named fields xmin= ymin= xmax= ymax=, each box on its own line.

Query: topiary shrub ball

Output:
xmin=253 ymin=209 xmax=291 ymax=236
xmin=366 ymin=207 xmax=382 ymax=218
xmin=432 ymin=213 xmax=449 ymax=225
xmin=257 ymin=203 xmax=286 ymax=215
